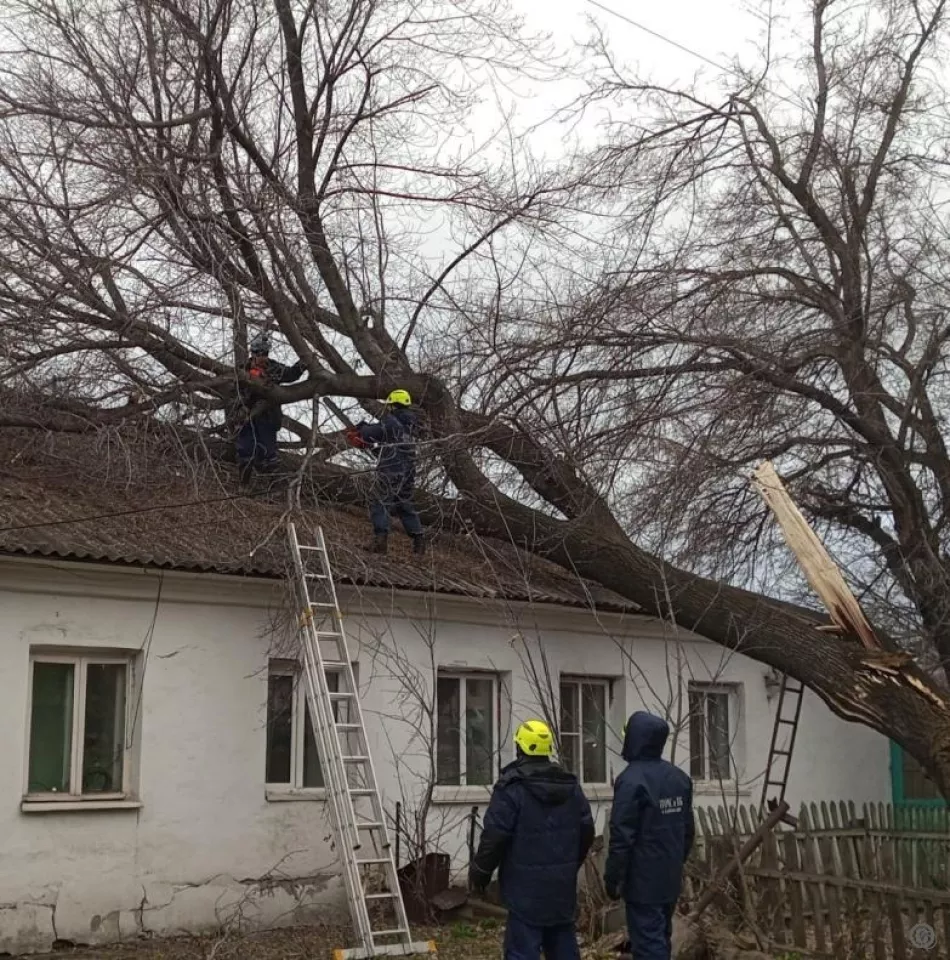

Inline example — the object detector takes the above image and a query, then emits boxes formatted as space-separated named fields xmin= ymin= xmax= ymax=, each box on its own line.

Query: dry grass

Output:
xmin=25 ymin=921 xmax=507 ymax=960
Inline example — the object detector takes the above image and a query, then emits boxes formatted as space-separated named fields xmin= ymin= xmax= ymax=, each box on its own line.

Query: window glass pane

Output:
xmin=329 ymin=670 xmax=346 ymax=724
xmin=302 ymin=702 xmax=323 ymax=788
xmin=688 ymin=689 xmax=705 ymax=780
xmin=29 ymin=662 xmax=74 ymax=793
xmin=581 ymin=683 xmax=607 ymax=783
xmin=266 ymin=674 xmax=294 ymax=783
xmin=560 ymin=683 xmax=578 ymax=735
xmin=707 ymin=693 xmax=731 ymax=780
xmin=82 ymin=663 xmax=126 ymax=793
xmin=465 ymin=678 xmax=494 ymax=786
xmin=436 ymin=677 xmax=461 ymax=785
xmin=560 ymin=733 xmax=579 ymax=776
xmin=302 ymin=673 xmax=337 ymax=788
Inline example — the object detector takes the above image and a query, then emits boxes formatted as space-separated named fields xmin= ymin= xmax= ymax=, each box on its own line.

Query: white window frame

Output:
xmin=265 ymin=660 xmax=343 ymax=796
xmin=688 ymin=682 xmax=737 ymax=783
xmin=558 ymin=676 xmax=611 ymax=786
xmin=23 ymin=652 xmax=134 ymax=804
xmin=436 ymin=671 xmax=500 ymax=788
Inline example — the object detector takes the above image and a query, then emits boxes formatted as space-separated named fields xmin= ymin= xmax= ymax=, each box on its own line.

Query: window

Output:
xmin=892 ymin=743 xmax=945 ymax=805
xmin=26 ymin=653 xmax=132 ymax=800
xmin=902 ymin=749 xmax=941 ymax=801
xmin=436 ymin=673 xmax=498 ymax=786
xmin=559 ymin=678 xmax=609 ymax=784
xmin=688 ymin=684 xmax=733 ymax=781
xmin=265 ymin=660 xmax=341 ymax=790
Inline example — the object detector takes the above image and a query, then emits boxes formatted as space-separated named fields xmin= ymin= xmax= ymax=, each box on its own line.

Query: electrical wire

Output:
xmin=585 ymin=0 xmax=733 ymax=74
xmin=585 ymin=0 xmax=804 ymax=113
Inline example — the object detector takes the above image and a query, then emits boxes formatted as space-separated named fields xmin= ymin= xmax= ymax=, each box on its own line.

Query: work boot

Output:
xmin=412 ymin=535 xmax=426 ymax=557
xmin=370 ymin=533 xmax=388 ymax=555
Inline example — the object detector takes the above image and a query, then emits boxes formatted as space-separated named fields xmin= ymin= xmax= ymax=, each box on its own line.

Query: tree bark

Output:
xmin=441 ymin=486 xmax=950 ymax=797
xmin=671 ymin=916 xmax=705 ymax=960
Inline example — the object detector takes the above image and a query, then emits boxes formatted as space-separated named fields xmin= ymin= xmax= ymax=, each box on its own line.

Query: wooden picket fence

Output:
xmin=690 ymin=802 xmax=950 ymax=957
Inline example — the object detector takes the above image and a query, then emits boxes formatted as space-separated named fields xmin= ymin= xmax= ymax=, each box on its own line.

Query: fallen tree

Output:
xmin=0 ymin=0 xmax=948 ymax=796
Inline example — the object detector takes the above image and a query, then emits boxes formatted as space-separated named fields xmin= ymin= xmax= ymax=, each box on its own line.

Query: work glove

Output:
xmin=468 ymin=866 xmax=489 ymax=895
xmin=604 ymin=880 xmax=622 ymax=902
xmin=345 ymin=427 xmax=367 ymax=449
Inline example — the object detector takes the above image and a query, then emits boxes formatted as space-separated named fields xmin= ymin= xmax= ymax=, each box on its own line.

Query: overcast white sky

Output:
xmin=396 ymin=0 xmax=798 ymax=316
xmin=503 ymin=0 xmax=775 ymax=149
xmin=514 ymin=0 xmax=763 ymax=77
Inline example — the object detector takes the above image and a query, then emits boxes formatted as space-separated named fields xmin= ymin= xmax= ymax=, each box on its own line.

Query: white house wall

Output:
xmin=0 ymin=558 xmax=891 ymax=952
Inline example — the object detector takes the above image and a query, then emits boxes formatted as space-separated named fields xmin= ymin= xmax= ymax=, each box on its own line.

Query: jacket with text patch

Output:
xmin=604 ymin=711 xmax=694 ymax=904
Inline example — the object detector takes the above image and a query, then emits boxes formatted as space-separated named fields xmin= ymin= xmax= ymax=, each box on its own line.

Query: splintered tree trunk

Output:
xmin=450 ymin=494 xmax=950 ymax=797
xmin=751 ymin=462 xmax=881 ymax=651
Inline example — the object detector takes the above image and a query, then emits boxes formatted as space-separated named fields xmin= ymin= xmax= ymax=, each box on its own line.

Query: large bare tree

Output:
xmin=460 ymin=0 xmax=950 ymax=790
xmin=1 ymin=0 xmax=950 ymax=795
xmin=548 ymin=0 xmax=950 ymax=676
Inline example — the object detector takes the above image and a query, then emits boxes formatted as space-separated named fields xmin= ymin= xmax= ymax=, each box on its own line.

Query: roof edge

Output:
xmin=0 ymin=547 xmax=641 ymax=617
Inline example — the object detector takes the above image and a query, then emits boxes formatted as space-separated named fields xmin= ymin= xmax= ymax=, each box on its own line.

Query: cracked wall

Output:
xmin=0 ymin=903 xmax=56 ymax=954
xmin=0 ymin=872 xmax=343 ymax=954
xmin=0 ymin=560 xmax=893 ymax=953
xmin=0 ymin=566 xmax=354 ymax=953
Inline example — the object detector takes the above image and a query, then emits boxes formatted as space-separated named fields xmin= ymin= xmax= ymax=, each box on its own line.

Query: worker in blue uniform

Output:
xmin=346 ymin=388 xmax=425 ymax=555
xmin=469 ymin=719 xmax=595 ymax=960
xmin=604 ymin=711 xmax=695 ymax=960
xmin=236 ymin=332 xmax=305 ymax=483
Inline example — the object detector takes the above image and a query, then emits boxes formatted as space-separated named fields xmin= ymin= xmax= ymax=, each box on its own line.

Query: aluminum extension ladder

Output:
xmin=287 ymin=522 xmax=434 ymax=960
xmin=759 ymin=672 xmax=805 ymax=825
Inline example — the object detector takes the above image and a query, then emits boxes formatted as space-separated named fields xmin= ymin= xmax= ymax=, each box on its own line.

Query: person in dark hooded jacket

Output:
xmin=469 ymin=719 xmax=595 ymax=960
xmin=236 ymin=332 xmax=305 ymax=483
xmin=604 ymin=711 xmax=694 ymax=960
xmin=346 ymin=388 xmax=425 ymax=556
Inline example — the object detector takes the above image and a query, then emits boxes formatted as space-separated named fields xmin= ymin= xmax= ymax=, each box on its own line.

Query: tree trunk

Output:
xmin=610 ymin=915 xmax=769 ymax=960
xmin=671 ymin=916 xmax=706 ymax=960
xmin=445 ymin=491 xmax=950 ymax=796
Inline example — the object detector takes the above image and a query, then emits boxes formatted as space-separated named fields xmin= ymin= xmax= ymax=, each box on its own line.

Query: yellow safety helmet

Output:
xmin=514 ymin=719 xmax=554 ymax=757
xmin=385 ymin=388 xmax=411 ymax=407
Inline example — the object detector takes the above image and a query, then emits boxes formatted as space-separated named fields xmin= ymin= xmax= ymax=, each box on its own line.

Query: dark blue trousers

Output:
xmin=625 ymin=902 xmax=674 ymax=960
xmin=504 ymin=915 xmax=580 ymax=960
xmin=236 ymin=418 xmax=278 ymax=470
xmin=370 ymin=472 xmax=422 ymax=536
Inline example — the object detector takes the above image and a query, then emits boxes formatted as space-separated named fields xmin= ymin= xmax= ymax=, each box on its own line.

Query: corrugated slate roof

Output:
xmin=0 ymin=429 xmax=636 ymax=613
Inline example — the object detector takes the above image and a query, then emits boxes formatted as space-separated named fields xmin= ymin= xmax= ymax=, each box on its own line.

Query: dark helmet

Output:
xmin=249 ymin=332 xmax=271 ymax=355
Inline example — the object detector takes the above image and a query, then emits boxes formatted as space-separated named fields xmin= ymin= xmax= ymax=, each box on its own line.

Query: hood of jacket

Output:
xmin=500 ymin=756 xmax=578 ymax=806
xmin=621 ymin=711 xmax=669 ymax=762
